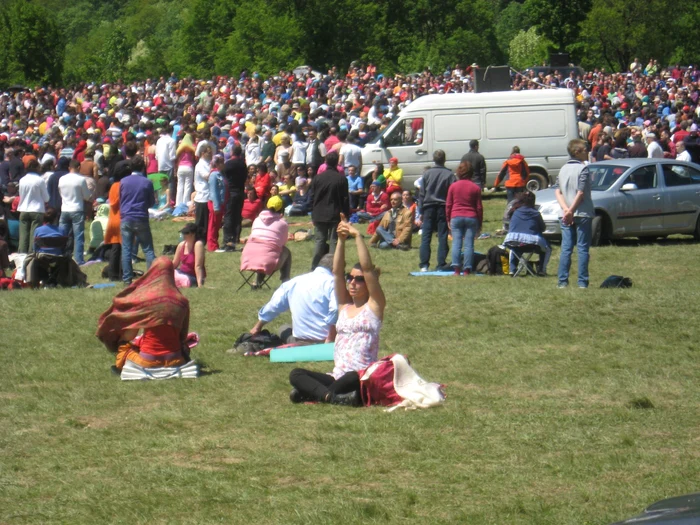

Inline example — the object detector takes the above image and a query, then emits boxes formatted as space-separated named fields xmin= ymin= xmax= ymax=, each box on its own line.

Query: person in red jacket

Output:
xmin=356 ymin=181 xmax=389 ymax=222
xmin=253 ymin=162 xmax=272 ymax=202
xmin=494 ymin=146 xmax=530 ymax=201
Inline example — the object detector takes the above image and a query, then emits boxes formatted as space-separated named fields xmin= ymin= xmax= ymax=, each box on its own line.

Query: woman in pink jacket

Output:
xmin=240 ymin=195 xmax=291 ymax=288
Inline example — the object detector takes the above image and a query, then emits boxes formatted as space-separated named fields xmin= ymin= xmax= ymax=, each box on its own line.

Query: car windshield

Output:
xmin=589 ymin=165 xmax=627 ymax=191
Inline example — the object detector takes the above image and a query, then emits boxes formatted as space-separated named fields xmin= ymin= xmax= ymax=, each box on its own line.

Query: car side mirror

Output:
xmin=378 ymin=136 xmax=384 ymax=148
xmin=620 ymin=183 xmax=638 ymax=192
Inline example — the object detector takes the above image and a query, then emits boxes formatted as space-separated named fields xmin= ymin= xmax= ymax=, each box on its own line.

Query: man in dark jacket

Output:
xmin=309 ymin=151 xmax=349 ymax=269
xmin=418 ymin=149 xmax=455 ymax=271
xmin=461 ymin=140 xmax=486 ymax=189
xmin=222 ymin=144 xmax=247 ymax=251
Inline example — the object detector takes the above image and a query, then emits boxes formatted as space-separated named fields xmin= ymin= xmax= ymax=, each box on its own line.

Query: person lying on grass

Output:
xmin=96 ymin=257 xmax=193 ymax=375
xmin=288 ymin=213 xmax=385 ymax=406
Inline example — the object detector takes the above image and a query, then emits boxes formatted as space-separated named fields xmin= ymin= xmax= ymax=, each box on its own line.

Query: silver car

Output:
xmin=535 ymin=159 xmax=700 ymax=245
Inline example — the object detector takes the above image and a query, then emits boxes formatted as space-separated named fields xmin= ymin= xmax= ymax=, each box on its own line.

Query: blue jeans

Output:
xmin=121 ymin=220 xmax=156 ymax=283
xmin=450 ymin=216 xmax=479 ymax=271
xmin=59 ymin=211 xmax=85 ymax=264
xmin=419 ymin=206 xmax=449 ymax=270
xmin=557 ymin=216 xmax=592 ymax=287
xmin=376 ymin=226 xmax=395 ymax=249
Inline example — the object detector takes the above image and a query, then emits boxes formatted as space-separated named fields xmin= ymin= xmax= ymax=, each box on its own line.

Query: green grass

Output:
xmin=3 ymin=194 xmax=700 ymax=524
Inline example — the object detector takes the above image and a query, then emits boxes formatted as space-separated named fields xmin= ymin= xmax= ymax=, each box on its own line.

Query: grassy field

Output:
xmin=2 ymin=194 xmax=700 ymax=524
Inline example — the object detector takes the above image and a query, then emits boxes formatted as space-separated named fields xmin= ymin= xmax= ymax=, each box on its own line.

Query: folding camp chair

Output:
xmin=503 ymin=241 xmax=543 ymax=278
xmin=236 ymin=268 xmax=274 ymax=292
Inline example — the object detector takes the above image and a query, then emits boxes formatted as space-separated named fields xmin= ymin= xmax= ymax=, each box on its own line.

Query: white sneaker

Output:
xmin=419 ymin=267 xmax=429 ymax=272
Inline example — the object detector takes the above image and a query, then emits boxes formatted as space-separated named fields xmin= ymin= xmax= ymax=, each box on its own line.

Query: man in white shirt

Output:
xmin=156 ymin=124 xmax=177 ymax=204
xmin=249 ymin=254 xmax=338 ymax=344
xmin=17 ymin=160 xmax=49 ymax=253
xmin=676 ymin=142 xmax=692 ymax=162
xmin=646 ymin=133 xmax=664 ymax=158
xmin=58 ymin=159 xmax=92 ymax=265
xmin=338 ymin=130 xmax=363 ymax=172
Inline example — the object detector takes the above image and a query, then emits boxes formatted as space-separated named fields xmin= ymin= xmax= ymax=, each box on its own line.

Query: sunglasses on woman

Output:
xmin=345 ymin=273 xmax=365 ymax=283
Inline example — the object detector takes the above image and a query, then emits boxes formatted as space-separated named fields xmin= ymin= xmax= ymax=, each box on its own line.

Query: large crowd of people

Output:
xmin=0 ymin=61 xmax=698 ymax=281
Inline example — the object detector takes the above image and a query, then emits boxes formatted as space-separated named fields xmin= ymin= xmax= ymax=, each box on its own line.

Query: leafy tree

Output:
xmin=495 ymin=2 xmax=532 ymax=57
xmin=216 ymin=0 xmax=304 ymax=75
xmin=508 ymin=27 xmax=552 ymax=70
xmin=525 ymin=0 xmax=590 ymax=52
xmin=102 ymin=25 xmax=132 ymax=81
xmin=578 ymin=0 xmax=674 ymax=71
xmin=669 ymin=4 xmax=700 ymax=66
xmin=0 ymin=0 xmax=64 ymax=86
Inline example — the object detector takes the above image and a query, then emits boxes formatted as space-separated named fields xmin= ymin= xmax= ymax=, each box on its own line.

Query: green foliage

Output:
xmin=525 ymin=0 xmax=591 ymax=52
xmin=578 ymin=0 xmax=675 ymax=72
xmin=2 ymin=0 xmax=699 ymax=85
xmin=495 ymin=2 xmax=533 ymax=58
xmin=215 ymin=0 xmax=304 ymax=76
xmin=508 ymin=27 xmax=552 ymax=70
xmin=0 ymin=0 xmax=64 ymax=87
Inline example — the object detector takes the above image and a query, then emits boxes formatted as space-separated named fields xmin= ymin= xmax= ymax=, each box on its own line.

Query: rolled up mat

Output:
xmin=269 ymin=342 xmax=335 ymax=362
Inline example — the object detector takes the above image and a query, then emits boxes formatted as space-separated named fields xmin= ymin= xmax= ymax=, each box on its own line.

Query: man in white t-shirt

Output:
xmin=17 ymin=159 xmax=49 ymax=253
xmin=156 ymin=125 xmax=177 ymax=203
xmin=646 ymin=134 xmax=664 ymax=158
xmin=58 ymin=159 xmax=92 ymax=265
xmin=338 ymin=130 xmax=362 ymax=172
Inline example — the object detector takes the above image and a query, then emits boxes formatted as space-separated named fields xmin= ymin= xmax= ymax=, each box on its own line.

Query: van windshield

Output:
xmin=371 ymin=115 xmax=399 ymax=143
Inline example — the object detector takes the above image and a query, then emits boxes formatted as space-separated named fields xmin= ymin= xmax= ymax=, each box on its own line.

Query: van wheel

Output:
xmin=526 ymin=173 xmax=547 ymax=192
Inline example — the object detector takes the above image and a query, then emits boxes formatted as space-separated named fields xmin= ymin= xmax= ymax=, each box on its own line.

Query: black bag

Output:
xmin=600 ymin=275 xmax=633 ymax=288
xmin=473 ymin=252 xmax=489 ymax=274
xmin=232 ymin=330 xmax=283 ymax=354
xmin=486 ymin=245 xmax=508 ymax=275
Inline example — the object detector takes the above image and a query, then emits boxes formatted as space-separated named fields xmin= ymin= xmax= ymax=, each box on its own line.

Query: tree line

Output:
xmin=0 ymin=0 xmax=698 ymax=87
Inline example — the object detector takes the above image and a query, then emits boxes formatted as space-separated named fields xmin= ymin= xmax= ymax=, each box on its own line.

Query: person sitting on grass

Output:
xmin=33 ymin=207 xmax=67 ymax=255
xmin=369 ymin=191 xmax=413 ymax=250
xmin=288 ymin=214 xmax=385 ymax=406
xmin=355 ymin=181 xmax=388 ymax=222
xmin=96 ymin=257 xmax=193 ymax=375
xmin=288 ymin=177 xmax=311 ymax=216
xmin=250 ymin=254 xmax=337 ymax=344
xmin=504 ymin=191 xmax=551 ymax=276
xmin=173 ymin=223 xmax=206 ymax=288
xmin=240 ymin=195 xmax=291 ymax=288
xmin=241 ymin=186 xmax=263 ymax=227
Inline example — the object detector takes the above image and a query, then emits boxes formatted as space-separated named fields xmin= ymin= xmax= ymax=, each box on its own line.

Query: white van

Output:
xmin=361 ymin=89 xmax=579 ymax=191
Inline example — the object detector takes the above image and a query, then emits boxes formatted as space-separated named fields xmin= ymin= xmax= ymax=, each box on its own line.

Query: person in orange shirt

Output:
xmin=493 ymin=146 xmax=530 ymax=232
xmin=493 ymin=146 xmax=530 ymax=204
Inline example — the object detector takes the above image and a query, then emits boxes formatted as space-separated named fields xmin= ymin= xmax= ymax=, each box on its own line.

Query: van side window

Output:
xmin=384 ymin=118 xmax=424 ymax=147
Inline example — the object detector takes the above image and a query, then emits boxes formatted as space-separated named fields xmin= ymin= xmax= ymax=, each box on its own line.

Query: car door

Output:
xmin=660 ymin=163 xmax=700 ymax=232
xmin=615 ymin=164 xmax=665 ymax=235
xmin=381 ymin=116 xmax=428 ymax=184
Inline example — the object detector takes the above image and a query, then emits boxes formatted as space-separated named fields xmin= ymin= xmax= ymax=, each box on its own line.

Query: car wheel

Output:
xmin=592 ymin=214 xmax=603 ymax=247
xmin=694 ymin=215 xmax=700 ymax=241
xmin=526 ymin=173 xmax=548 ymax=192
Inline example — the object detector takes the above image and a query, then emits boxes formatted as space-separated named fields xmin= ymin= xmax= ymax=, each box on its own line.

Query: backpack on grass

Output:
xmin=600 ymin=275 xmax=633 ymax=288
xmin=232 ymin=330 xmax=282 ymax=354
